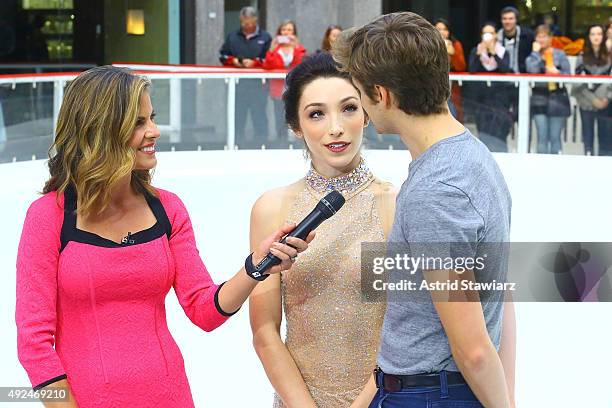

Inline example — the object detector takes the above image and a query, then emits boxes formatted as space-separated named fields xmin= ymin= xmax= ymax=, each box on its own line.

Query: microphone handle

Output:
xmin=254 ymin=208 xmax=326 ymax=272
xmin=281 ymin=208 xmax=324 ymax=242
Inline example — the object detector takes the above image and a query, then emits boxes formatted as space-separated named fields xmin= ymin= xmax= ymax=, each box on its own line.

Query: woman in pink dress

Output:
xmin=15 ymin=65 xmax=312 ymax=407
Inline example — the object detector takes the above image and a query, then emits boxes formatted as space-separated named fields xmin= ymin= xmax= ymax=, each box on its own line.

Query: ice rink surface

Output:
xmin=1 ymin=149 xmax=611 ymax=407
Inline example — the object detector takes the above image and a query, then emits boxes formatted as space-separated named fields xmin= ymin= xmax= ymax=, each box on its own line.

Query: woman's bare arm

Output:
xmin=249 ymin=190 xmax=317 ymax=408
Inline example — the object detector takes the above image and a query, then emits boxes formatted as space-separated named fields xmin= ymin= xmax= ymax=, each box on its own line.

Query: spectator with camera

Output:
xmin=468 ymin=22 xmax=513 ymax=152
xmin=263 ymin=20 xmax=306 ymax=141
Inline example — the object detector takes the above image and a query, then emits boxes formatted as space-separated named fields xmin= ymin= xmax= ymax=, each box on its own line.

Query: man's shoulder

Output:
xmin=406 ymin=135 xmax=500 ymax=196
xmin=408 ymin=132 xmax=476 ymax=172
xmin=448 ymin=131 xmax=492 ymax=160
xmin=428 ymin=131 xmax=488 ymax=168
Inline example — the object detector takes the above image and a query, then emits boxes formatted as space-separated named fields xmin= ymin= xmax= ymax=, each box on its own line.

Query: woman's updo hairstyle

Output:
xmin=283 ymin=52 xmax=352 ymax=133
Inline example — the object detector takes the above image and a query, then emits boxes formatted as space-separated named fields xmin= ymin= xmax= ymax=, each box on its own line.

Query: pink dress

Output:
xmin=16 ymin=185 xmax=235 ymax=407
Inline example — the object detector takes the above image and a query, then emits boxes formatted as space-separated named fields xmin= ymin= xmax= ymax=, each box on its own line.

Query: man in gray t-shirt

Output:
xmin=378 ymin=130 xmax=512 ymax=375
xmin=333 ymin=11 xmax=515 ymax=407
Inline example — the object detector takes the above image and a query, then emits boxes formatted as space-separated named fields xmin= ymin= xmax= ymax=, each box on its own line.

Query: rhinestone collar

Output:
xmin=305 ymin=158 xmax=374 ymax=197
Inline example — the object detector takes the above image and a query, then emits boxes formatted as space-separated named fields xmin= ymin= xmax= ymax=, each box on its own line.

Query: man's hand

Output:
xmin=242 ymin=58 xmax=255 ymax=68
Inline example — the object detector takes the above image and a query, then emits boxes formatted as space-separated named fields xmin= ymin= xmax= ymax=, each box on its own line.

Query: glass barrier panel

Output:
xmin=0 ymin=81 xmax=54 ymax=163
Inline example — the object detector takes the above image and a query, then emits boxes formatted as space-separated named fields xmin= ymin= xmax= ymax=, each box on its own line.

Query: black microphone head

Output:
xmin=316 ymin=190 xmax=345 ymax=218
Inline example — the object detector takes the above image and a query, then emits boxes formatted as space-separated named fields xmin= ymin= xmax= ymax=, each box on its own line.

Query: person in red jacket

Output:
xmin=263 ymin=20 xmax=306 ymax=141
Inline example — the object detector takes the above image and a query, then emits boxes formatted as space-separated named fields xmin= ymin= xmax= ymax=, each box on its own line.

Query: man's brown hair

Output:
xmin=332 ymin=12 xmax=450 ymax=116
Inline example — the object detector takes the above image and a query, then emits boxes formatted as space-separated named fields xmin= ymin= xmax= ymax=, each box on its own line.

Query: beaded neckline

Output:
xmin=305 ymin=158 xmax=374 ymax=198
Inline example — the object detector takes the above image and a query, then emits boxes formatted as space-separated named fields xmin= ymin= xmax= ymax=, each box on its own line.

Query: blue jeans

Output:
xmin=534 ymin=114 xmax=564 ymax=154
xmin=579 ymin=108 xmax=610 ymax=155
xmin=369 ymin=371 xmax=483 ymax=408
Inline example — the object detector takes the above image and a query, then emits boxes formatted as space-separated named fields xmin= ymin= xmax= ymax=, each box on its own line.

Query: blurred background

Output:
xmin=0 ymin=0 xmax=610 ymax=163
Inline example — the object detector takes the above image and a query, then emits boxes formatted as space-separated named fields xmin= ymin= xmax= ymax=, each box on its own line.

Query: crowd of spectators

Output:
xmin=218 ymin=6 xmax=611 ymax=155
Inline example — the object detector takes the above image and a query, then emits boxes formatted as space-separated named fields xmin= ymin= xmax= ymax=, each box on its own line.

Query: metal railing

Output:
xmin=0 ymin=65 xmax=610 ymax=163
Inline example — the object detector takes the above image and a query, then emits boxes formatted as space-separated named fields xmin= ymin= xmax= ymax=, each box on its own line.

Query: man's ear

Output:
xmin=375 ymin=85 xmax=394 ymax=109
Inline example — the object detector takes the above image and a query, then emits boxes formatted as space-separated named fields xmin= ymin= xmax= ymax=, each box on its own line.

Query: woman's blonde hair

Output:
xmin=43 ymin=65 xmax=156 ymax=218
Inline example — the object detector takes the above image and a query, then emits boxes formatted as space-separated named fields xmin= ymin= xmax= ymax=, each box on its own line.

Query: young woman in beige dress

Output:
xmin=249 ymin=53 xmax=397 ymax=408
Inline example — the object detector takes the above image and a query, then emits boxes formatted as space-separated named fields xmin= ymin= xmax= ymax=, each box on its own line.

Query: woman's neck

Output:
xmin=107 ymin=176 xmax=138 ymax=207
xmin=311 ymin=154 xmax=362 ymax=179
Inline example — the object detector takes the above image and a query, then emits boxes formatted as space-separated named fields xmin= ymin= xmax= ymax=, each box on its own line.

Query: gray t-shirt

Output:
xmin=377 ymin=130 xmax=512 ymax=375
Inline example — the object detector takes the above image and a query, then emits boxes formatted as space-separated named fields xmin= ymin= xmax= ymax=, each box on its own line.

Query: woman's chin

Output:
xmin=134 ymin=160 xmax=157 ymax=171
xmin=317 ymin=150 xmax=361 ymax=171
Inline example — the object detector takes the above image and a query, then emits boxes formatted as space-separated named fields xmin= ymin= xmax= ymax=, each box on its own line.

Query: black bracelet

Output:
xmin=245 ymin=252 xmax=269 ymax=281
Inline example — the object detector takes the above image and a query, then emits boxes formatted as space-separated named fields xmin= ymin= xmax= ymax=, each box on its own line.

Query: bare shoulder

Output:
xmin=251 ymin=179 xmax=304 ymax=223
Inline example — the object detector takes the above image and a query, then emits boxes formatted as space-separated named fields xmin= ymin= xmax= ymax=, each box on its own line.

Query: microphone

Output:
xmin=254 ymin=190 xmax=345 ymax=273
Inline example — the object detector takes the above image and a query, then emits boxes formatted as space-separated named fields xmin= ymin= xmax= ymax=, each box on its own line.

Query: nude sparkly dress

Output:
xmin=273 ymin=159 xmax=389 ymax=407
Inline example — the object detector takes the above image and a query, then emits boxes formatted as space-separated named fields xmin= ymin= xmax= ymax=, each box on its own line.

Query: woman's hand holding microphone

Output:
xmin=220 ymin=190 xmax=339 ymax=311
xmin=252 ymin=222 xmax=315 ymax=275
xmin=215 ymin=224 xmax=314 ymax=315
